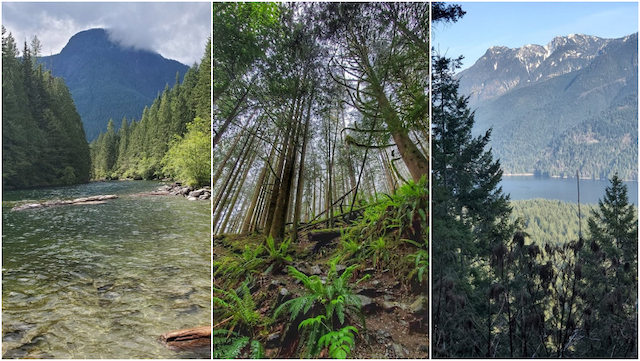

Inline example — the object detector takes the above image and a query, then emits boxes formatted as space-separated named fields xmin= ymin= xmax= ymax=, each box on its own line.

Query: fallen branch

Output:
xmin=159 ymin=326 xmax=211 ymax=351
xmin=213 ymin=316 xmax=233 ymax=329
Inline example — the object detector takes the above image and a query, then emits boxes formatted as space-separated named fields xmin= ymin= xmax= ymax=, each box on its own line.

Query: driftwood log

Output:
xmin=159 ymin=326 xmax=211 ymax=351
xmin=11 ymin=195 xmax=118 ymax=211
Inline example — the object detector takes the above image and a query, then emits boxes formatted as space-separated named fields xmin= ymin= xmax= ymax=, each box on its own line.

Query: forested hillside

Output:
xmin=214 ymin=3 xmax=432 ymax=358
xmin=511 ymin=199 xmax=596 ymax=247
xmin=90 ymin=38 xmax=211 ymax=187
xmin=38 ymin=28 xmax=190 ymax=141
xmin=461 ymin=33 xmax=638 ymax=180
xmin=2 ymin=27 xmax=90 ymax=189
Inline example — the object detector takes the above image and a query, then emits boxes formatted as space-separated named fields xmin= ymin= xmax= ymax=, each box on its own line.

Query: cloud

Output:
xmin=2 ymin=2 xmax=211 ymax=65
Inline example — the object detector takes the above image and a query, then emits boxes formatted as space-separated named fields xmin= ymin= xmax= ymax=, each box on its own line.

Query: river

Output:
xmin=501 ymin=176 xmax=639 ymax=206
xmin=2 ymin=181 xmax=211 ymax=358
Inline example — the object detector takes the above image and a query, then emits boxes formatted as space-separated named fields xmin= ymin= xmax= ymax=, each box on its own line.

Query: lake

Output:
xmin=2 ymin=181 xmax=211 ymax=358
xmin=501 ymin=176 xmax=639 ymax=206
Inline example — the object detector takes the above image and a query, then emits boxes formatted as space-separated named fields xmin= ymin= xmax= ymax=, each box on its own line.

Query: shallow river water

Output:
xmin=2 ymin=181 xmax=211 ymax=358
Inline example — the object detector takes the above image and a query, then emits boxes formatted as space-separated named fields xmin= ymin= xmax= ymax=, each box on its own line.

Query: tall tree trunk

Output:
xmin=355 ymin=37 xmax=430 ymax=182
xmin=292 ymin=90 xmax=313 ymax=242
xmin=263 ymin=101 xmax=296 ymax=234
xmin=213 ymin=130 xmax=255 ymax=233
xmin=219 ymin=150 xmax=257 ymax=233
xmin=240 ymin=133 xmax=279 ymax=234
xmin=268 ymin=87 xmax=304 ymax=240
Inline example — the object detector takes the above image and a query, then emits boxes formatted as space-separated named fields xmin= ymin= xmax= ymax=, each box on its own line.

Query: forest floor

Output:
xmin=213 ymin=223 xmax=429 ymax=358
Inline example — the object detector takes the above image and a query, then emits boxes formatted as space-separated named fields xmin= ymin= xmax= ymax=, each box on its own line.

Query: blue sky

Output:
xmin=432 ymin=2 xmax=639 ymax=71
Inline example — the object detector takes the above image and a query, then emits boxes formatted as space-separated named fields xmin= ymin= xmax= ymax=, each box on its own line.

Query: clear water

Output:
xmin=2 ymin=181 xmax=211 ymax=359
xmin=501 ymin=176 xmax=639 ymax=206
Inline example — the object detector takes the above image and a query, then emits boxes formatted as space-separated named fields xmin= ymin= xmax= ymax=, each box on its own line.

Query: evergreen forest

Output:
xmin=432 ymin=6 xmax=638 ymax=358
xmin=214 ymin=3 xmax=433 ymax=358
xmin=89 ymin=38 xmax=212 ymax=187
xmin=2 ymin=27 xmax=90 ymax=189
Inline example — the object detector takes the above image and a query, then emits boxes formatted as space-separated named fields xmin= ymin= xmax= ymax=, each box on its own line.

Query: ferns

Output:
xmin=262 ymin=235 xmax=293 ymax=268
xmin=274 ymin=263 xmax=364 ymax=358
xmin=318 ymin=326 xmax=358 ymax=359
xmin=213 ymin=281 xmax=261 ymax=334
xmin=213 ymin=329 xmax=264 ymax=359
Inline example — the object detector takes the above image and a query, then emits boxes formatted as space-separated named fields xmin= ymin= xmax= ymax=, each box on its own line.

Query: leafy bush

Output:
xmin=162 ymin=117 xmax=211 ymax=187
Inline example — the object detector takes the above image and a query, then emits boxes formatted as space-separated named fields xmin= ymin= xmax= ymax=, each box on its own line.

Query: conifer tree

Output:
xmin=431 ymin=54 xmax=515 ymax=358
xmin=578 ymin=174 xmax=638 ymax=357
xmin=2 ymin=28 xmax=90 ymax=188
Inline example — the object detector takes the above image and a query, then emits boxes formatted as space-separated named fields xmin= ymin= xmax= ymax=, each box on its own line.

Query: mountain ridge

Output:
xmin=38 ymin=28 xmax=190 ymax=141
xmin=458 ymin=32 xmax=638 ymax=180
xmin=458 ymin=33 xmax=632 ymax=105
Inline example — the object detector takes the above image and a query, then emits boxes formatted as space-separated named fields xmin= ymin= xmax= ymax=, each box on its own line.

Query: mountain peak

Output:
xmin=458 ymin=33 xmax=621 ymax=104
xmin=40 ymin=28 xmax=190 ymax=141
xmin=60 ymin=28 xmax=116 ymax=54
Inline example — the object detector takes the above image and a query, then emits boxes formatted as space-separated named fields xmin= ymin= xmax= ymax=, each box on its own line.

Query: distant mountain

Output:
xmin=38 ymin=28 xmax=190 ymax=141
xmin=457 ymin=33 xmax=638 ymax=180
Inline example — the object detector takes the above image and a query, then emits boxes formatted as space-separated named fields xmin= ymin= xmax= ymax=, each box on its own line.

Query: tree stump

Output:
xmin=159 ymin=326 xmax=211 ymax=351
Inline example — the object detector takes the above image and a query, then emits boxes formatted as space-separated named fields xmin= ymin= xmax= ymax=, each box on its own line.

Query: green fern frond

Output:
xmin=250 ymin=339 xmax=265 ymax=359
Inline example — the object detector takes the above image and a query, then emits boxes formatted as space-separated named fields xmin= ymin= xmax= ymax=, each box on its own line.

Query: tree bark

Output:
xmin=354 ymin=36 xmax=430 ymax=182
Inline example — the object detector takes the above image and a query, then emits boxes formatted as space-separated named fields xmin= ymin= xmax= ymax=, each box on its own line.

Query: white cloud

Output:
xmin=2 ymin=2 xmax=211 ymax=65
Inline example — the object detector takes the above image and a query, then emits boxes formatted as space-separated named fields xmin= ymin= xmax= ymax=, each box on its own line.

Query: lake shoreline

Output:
xmin=502 ymin=173 xmax=638 ymax=182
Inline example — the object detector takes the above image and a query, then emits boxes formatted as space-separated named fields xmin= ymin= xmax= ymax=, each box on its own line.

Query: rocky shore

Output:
xmin=158 ymin=183 xmax=212 ymax=201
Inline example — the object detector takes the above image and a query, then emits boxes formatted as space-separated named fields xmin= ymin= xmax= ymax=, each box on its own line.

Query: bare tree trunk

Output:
xmin=219 ymin=150 xmax=257 ymax=233
xmin=240 ymin=132 xmax=280 ymax=234
xmin=292 ymin=90 xmax=313 ymax=242
xmin=269 ymin=92 xmax=304 ymax=240
xmin=213 ymin=130 xmax=255 ymax=233
xmin=263 ymin=100 xmax=297 ymax=234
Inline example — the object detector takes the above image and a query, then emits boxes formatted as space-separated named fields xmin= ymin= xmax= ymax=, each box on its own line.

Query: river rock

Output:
xmin=188 ymin=189 xmax=205 ymax=197
xmin=187 ymin=196 xmax=198 ymax=201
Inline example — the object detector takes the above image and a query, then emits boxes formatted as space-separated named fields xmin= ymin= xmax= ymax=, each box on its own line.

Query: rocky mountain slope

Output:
xmin=457 ymin=33 xmax=638 ymax=180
